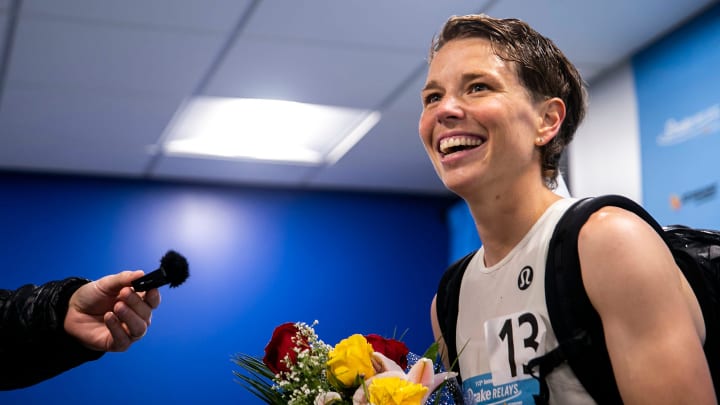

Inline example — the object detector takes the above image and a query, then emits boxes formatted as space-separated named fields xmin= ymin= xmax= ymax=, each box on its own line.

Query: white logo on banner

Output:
xmin=656 ymin=103 xmax=720 ymax=146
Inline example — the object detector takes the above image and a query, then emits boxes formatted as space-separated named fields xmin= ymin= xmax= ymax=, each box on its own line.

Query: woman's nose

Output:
xmin=435 ymin=96 xmax=464 ymax=124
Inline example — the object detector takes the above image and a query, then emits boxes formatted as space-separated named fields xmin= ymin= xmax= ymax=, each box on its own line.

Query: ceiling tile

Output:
xmin=245 ymin=1 xmax=489 ymax=51
xmin=21 ymin=0 xmax=252 ymax=32
xmin=310 ymin=110 xmax=447 ymax=194
xmin=0 ymin=13 xmax=7 ymax=57
xmin=7 ymin=17 xmax=227 ymax=96
xmin=0 ymin=85 xmax=180 ymax=174
xmin=385 ymin=66 xmax=426 ymax=116
xmin=204 ymin=37 xmax=422 ymax=108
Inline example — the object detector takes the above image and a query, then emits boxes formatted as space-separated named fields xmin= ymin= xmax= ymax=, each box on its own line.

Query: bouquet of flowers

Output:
xmin=233 ymin=321 xmax=458 ymax=405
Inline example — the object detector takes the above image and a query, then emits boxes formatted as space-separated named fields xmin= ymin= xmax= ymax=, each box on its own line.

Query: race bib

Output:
xmin=484 ymin=311 xmax=547 ymax=386
xmin=462 ymin=373 xmax=539 ymax=405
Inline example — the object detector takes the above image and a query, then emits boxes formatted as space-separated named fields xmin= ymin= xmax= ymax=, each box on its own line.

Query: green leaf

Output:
xmin=422 ymin=341 xmax=439 ymax=362
xmin=396 ymin=327 xmax=410 ymax=342
xmin=231 ymin=354 xmax=285 ymax=405
xmin=430 ymin=379 xmax=449 ymax=405
xmin=450 ymin=339 xmax=470 ymax=372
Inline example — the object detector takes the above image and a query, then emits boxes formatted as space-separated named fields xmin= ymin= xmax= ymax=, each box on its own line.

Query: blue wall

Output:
xmin=0 ymin=172 xmax=454 ymax=404
xmin=447 ymin=201 xmax=481 ymax=263
xmin=633 ymin=3 xmax=720 ymax=227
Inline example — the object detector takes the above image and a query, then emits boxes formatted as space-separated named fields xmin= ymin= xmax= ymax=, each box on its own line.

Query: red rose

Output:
xmin=263 ymin=323 xmax=308 ymax=374
xmin=364 ymin=334 xmax=409 ymax=370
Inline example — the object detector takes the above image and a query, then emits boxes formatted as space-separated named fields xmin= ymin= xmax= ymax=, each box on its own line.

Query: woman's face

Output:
xmin=419 ymin=37 xmax=545 ymax=196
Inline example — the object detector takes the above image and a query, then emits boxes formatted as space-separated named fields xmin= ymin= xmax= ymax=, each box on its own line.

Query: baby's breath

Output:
xmin=269 ymin=321 xmax=338 ymax=405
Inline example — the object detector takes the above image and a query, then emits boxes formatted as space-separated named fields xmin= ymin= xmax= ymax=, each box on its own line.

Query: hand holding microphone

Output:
xmin=132 ymin=250 xmax=190 ymax=291
xmin=65 ymin=251 xmax=188 ymax=353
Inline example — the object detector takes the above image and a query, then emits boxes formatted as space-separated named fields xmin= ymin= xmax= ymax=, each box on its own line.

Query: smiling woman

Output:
xmin=424 ymin=13 xmax=716 ymax=405
xmin=418 ymin=36 xmax=565 ymax=198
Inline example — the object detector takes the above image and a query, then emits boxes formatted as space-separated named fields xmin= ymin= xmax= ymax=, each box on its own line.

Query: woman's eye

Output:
xmin=423 ymin=93 xmax=441 ymax=105
xmin=470 ymin=83 xmax=488 ymax=93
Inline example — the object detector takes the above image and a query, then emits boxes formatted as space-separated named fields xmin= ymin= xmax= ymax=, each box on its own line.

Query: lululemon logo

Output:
xmin=518 ymin=266 xmax=533 ymax=290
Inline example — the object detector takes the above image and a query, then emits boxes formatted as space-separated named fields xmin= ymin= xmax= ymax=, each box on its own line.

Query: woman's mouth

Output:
xmin=438 ymin=135 xmax=486 ymax=156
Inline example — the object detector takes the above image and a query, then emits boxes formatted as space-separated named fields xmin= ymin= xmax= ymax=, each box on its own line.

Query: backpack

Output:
xmin=435 ymin=194 xmax=720 ymax=404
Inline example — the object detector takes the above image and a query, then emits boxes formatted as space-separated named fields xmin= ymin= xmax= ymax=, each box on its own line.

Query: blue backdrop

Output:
xmin=633 ymin=3 xmax=720 ymax=228
xmin=447 ymin=201 xmax=481 ymax=263
xmin=0 ymin=172 xmax=455 ymax=404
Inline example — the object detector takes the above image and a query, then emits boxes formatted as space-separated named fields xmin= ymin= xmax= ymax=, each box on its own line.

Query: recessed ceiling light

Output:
xmin=161 ymin=97 xmax=381 ymax=165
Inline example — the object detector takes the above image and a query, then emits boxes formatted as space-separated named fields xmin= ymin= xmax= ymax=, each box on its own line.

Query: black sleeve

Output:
xmin=0 ymin=277 xmax=105 ymax=390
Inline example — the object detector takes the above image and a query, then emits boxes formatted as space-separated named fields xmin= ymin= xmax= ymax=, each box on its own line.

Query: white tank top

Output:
xmin=455 ymin=198 xmax=597 ymax=405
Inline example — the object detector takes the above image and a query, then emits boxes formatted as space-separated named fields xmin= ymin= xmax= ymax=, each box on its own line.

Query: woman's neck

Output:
xmin=466 ymin=185 xmax=562 ymax=267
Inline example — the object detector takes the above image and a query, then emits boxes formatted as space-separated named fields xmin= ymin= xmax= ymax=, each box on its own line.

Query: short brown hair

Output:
xmin=429 ymin=14 xmax=587 ymax=189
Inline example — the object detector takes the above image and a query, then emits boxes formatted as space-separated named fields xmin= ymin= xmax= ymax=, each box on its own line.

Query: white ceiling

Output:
xmin=0 ymin=0 xmax=716 ymax=195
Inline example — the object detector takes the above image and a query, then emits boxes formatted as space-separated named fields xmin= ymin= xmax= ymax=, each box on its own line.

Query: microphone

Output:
xmin=132 ymin=250 xmax=190 ymax=292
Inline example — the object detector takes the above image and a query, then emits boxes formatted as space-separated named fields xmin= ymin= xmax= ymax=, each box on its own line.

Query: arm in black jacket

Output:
xmin=0 ymin=278 xmax=105 ymax=390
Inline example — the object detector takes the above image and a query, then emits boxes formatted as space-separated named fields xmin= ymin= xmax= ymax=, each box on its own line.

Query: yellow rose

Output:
xmin=326 ymin=334 xmax=375 ymax=387
xmin=367 ymin=376 xmax=428 ymax=405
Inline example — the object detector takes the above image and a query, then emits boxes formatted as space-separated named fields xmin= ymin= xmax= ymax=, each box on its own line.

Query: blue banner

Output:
xmin=633 ymin=5 xmax=720 ymax=228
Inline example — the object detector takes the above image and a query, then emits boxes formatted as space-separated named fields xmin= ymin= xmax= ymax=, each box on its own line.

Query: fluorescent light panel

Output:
xmin=163 ymin=97 xmax=380 ymax=165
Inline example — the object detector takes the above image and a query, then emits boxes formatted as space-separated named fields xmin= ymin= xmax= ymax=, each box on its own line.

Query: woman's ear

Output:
xmin=535 ymin=97 xmax=566 ymax=145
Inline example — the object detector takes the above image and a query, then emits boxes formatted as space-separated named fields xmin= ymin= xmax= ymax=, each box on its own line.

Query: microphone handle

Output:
xmin=132 ymin=267 xmax=168 ymax=292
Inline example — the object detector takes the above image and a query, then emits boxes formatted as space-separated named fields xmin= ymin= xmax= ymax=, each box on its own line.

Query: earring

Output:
xmin=536 ymin=136 xmax=544 ymax=145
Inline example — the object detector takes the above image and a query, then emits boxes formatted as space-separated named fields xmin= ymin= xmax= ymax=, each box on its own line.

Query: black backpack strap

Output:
xmin=526 ymin=343 xmax=574 ymax=405
xmin=542 ymin=194 xmax=665 ymax=404
xmin=435 ymin=251 xmax=476 ymax=380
